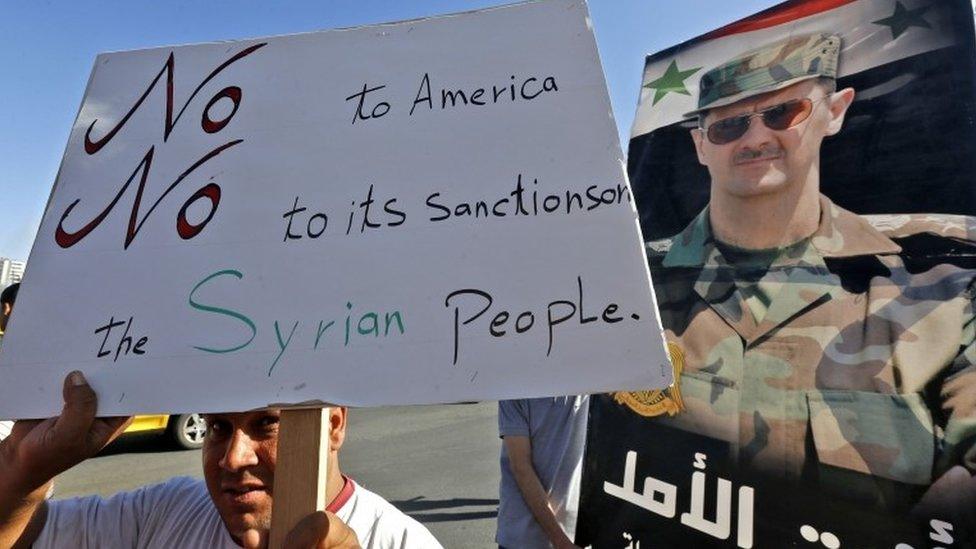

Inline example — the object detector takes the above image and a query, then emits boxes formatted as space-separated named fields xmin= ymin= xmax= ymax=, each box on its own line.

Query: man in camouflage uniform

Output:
xmin=584 ymin=34 xmax=976 ymax=546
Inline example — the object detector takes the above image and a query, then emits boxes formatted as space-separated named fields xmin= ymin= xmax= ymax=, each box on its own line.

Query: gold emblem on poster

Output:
xmin=614 ymin=342 xmax=685 ymax=417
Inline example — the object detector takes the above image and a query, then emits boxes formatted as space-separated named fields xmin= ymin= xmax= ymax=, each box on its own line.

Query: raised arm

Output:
xmin=0 ymin=372 xmax=131 ymax=548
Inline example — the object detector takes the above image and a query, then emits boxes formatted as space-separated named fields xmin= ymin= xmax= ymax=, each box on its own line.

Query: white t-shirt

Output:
xmin=34 ymin=476 xmax=443 ymax=549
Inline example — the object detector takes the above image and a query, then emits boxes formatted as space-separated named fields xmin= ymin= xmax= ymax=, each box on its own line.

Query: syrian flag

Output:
xmin=627 ymin=0 xmax=976 ymax=240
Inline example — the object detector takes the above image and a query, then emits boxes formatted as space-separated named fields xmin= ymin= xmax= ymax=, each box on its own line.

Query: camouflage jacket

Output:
xmin=641 ymin=195 xmax=976 ymax=501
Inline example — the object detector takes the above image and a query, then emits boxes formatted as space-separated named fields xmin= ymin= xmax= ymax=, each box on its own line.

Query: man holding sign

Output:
xmin=0 ymin=372 xmax=442 ymax=549
xmin=0 ymin=1 xmax=672 ymax=546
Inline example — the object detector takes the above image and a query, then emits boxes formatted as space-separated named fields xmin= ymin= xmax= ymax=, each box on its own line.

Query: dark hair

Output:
xmin=1 ymin=283 xmax=19 ymax=306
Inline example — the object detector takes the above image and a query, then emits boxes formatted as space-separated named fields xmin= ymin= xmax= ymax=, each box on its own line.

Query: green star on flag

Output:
xmin=644 ymin=60 xmax=701 ymax=106
xmin=872 ymin=1 xmax=931 ymax=40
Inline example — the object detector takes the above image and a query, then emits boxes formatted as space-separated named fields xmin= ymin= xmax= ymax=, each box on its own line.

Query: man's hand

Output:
xmin=241 ymin=511 xmax=361 ymax=549
xmin=0 ymin=371 xmax=131 ymax=548
xmin=0 ymin=371 xmax=131 ymax=495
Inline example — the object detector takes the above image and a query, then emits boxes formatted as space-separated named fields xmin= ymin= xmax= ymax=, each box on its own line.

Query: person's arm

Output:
xmin=0 ymin=372 xmax=130 ymax=548
xmin=503 ymin=435 xmax=580 ymax=549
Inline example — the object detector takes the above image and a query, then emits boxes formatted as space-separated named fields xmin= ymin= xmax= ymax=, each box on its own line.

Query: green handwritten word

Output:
xmin=187 ymin=268 xmax=405 ymax=376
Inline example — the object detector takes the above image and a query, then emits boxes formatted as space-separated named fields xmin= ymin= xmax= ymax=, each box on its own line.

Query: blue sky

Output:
xmin=0 ymin=0 xmax=779 ymax=261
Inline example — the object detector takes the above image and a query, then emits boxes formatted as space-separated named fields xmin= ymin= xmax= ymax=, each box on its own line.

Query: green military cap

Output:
xmin=685 ymin=33 xmax=841 ymax=118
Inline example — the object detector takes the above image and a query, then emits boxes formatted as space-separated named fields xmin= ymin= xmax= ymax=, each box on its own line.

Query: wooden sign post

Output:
xmin=268 ymin=408 xmax=331 ymax=549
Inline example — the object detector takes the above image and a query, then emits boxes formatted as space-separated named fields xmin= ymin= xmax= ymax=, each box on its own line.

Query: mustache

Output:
xmin=733 ymin=147 xmax=783 ymax=164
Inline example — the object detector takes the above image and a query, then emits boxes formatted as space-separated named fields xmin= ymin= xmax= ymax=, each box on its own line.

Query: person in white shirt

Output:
xmin=0 ymin=371 xmax=442 ymax=549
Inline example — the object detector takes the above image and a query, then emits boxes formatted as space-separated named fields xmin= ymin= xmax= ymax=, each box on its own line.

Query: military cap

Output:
xmin=685 ymin=32 xmax=841 ymax=118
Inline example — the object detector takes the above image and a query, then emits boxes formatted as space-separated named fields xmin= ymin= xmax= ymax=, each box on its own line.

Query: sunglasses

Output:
xmin=702 ymin=96 xmax=829 ymax=145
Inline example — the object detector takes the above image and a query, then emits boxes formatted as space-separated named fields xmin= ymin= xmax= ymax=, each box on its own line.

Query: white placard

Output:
xmin=0 ymin=0 xmax=670 ymax=417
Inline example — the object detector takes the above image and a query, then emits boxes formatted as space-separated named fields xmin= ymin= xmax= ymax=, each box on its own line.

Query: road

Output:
xmin=55 ymin=402 xmax=500 ymax=548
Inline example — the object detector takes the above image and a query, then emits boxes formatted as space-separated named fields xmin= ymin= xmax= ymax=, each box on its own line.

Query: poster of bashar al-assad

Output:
xmin=578 ymin=0 xmax=976 ymax=547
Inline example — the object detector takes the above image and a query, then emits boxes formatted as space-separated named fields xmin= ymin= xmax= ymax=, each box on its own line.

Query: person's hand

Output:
xmin=0 ymin=371 xmax=131 ymax=497
xmin=241 ymin=511 xmax=361 ymax=549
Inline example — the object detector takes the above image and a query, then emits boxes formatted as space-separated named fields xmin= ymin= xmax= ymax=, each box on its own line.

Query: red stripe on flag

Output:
xmin=702 ymin=0 xmax=859 ymax=40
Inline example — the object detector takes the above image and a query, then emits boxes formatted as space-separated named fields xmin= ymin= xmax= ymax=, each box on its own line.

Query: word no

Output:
xmin=56 ymin=43 xmax=266 ymax=249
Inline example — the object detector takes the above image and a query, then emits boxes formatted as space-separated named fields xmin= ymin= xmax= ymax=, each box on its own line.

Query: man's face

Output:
xmin=201 ymin=407 xmax=348 ymax=544
xmin=202 ymin=410 xmax=280 ymax=543
xmin=691 ymin=79 xmax=853 ymax=200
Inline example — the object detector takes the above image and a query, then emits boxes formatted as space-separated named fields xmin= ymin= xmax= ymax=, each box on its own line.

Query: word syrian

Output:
xmin=187 ymin=269 xmax=405 ymax=376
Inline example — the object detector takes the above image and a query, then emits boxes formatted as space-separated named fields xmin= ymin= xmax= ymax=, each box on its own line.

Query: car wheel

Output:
xmin=168 ymin=413 xmax=206 ymax=449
